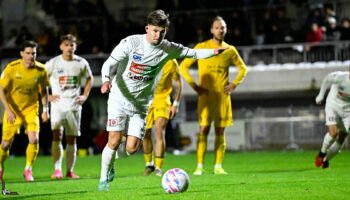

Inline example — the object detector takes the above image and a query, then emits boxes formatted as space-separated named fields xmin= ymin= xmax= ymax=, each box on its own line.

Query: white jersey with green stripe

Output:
xmin=102 ymin=34 xmax=215 ymax=113
xmin=45 ymin=54 xmax=92 ymax=98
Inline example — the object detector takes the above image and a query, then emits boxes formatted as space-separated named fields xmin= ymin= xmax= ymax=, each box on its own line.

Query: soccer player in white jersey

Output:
xmin=45 ymin=34 xmax=93 ymax=179
xmin=315 ymin=69 xmax=350 ymax=169
xmin=98 ymin=9 xmax=228 ymax=191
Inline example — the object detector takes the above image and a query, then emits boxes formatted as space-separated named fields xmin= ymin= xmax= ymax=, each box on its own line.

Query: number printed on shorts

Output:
xmin=108 ymin=119 xmax=118 ymax=127
xmin=328 ymin=117 xmax=336 ymax=122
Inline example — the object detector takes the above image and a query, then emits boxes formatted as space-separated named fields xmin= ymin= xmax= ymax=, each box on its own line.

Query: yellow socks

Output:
xmin=144 ymin=152 xmax=154 ymax=166
xmin=214 ymin=135 xmax=226 ymax=165
xmin=0 ymin=147 xmax=9 ymax=169
xmin=26 ymin=143 xmax=39 ymax=167
xmin=197 ymin=135 xmax=208 ymax=165
xmin=155 ymin=157 xmax=164 ymax=169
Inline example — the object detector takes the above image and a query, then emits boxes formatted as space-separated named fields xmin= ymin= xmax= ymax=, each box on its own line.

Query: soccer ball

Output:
xmin=162 ymin=168 xmax=189 ymax=193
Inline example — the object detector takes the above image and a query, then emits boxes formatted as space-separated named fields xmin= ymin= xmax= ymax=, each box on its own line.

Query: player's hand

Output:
xmin=169 ymin=105 xmax=178 ymax=120
xmin=48 ymin=95 xmax=60 ymax=102
xmin=101 ymin=82 xmax=112 ymax=94
xmin=224 ymin=83 xmax=236 ymax=94
xmin=214 ymin=46 xmax=229 ymax=55
xmin=315 ymin=95 xmax=323 ymax=104
xmin=6 ymin=109 xmax=16 ymax=124
xmin=41 ymin=111 xmax=49 ymax=123
xmin=193 ymin=85 xmax=209 ymax=96
xmin=77 ymin=95 xmax=87 ymax=105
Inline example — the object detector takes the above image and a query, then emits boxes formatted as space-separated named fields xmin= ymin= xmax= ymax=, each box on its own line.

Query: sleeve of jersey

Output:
xmin=171 ymin=60 xmax=181 ymax=81
xmin=44 ymin=60 xmax=53 ymax=76
xmin=178 ymin=44 xmax=202 ymax=88
xmin=83 ymin=59 xmax=93 ymax=78
xmin=0 ymin=65 xmax=12 ymax=88
xmin=315 ymin=72 xmax=339 ymax=103
xmin=231 ymin=46 xmax=248 ymax=86
xmin=168 ymin=42 xmax=215 ymax=59
xmin=101 ymin=38 xmax=130 ymax=83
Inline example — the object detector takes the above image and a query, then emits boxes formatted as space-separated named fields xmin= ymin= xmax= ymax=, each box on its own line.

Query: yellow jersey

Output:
xmin=180 ymin=39 xmax=247 ymax=93
xmin=152 ymin=59 xmax=180 ymax=106
xmin=0 ymin=59 xmax=50 ymax=113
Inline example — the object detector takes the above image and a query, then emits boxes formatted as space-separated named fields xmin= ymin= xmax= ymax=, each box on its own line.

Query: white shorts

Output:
xmin=325 ymin=103 xmax=350 ymax=133
xmin=107 ymin=90 xmax=147 ymax=140
xmin=50 ymin=101 xmax=82 ymax=137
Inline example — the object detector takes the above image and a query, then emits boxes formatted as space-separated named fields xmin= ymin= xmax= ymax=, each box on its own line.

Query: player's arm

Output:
xmin=40 ymin=71 xmax=50 ymax=123
xmin=78 ymin=62 xmax=94 ymax=105
xmin=78 ymin=76 xmax=93 ymax=105
xmin=101 ymin=38 xmax=130 ymax=94
xmin=224 ymin=47 xmax=248 ymax=94
xmin=169 ymin=77 xmax=182 ymax=120
xmin=0 ymin=67 xmax=16 ymax=123
xmin=45 ymin=59 xmax=60 ymax=102
xmin=0 ymin=85 xmax=15 ymax=123
xmin=315 ymin=72 xmax=339 ymax=104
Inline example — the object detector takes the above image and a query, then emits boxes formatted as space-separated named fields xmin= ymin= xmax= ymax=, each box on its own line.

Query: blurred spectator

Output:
xmin=4 ymin=29 xmax=18 ymax=48
xmin=304 ymin=8 xmax=323 ymax=31
xmin=306 ymin=22 xmax=323 ymax=43
xmin=340 ymin=18 xmax=350 ymax=41
xmin=305 ymin=22 xmax=323 ymax=51
xmin=15 ymin=26 xmax=33 ymax=46
xmin=324 ymin=17 xmax=341 ymax=41
xmin=265 ymin=24 xmax=285 ymax=44
xmin=36 ymin=28 xmax=52 ymax=55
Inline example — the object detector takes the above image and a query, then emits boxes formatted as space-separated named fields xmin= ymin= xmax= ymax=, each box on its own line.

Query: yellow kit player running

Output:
xmin=142 ymin=59 xmax=182 ymax=176
xmin=0 ymin=41 xmax=50 ymax=181
xmin=180 ymin=16 xmax=247 ymax=175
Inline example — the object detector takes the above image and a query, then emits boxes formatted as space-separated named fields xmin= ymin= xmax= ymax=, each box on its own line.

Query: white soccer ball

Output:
xmin=162 ymin=168 xmax=189 ymax=193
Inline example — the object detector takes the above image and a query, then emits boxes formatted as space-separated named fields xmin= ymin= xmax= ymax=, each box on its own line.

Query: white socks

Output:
xmin=100 ymin=145 xmax=116 ymax=182
xmin=324 ymin=142 xmax=342 ymax=162
xmin=321 ymin=133 xmax=335 ymax=153
xmin=66 ymin=144 xmax=77 ymax=173
xmin=52 ymin=141 xmax=63 ymax=171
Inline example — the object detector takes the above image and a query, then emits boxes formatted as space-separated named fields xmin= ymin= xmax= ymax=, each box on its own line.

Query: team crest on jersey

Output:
xmin=133 ymin=54 xmax=142 ymax=61
xmin=15 ymin=73 xmax=22 ymax=79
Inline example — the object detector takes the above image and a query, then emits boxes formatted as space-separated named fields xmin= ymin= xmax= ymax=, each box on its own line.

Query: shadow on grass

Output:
xmin=2 ymin=190 xmax=88 ymax=199
xmin=238 ymin=167 xmax=313 ymax=173
xmin=5 ymin=177 xmax=99 ymax=184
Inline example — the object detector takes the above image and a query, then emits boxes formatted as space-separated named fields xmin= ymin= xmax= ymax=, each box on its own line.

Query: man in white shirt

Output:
xmin=98 ymin=9 xmax=228 ymax=191
xmin=45 ymin=34 xmax=93 ymax=179
xmin=315 ymin=70 xmax=350 ymax=169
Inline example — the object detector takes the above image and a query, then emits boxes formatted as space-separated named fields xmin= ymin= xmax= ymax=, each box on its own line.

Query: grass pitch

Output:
xmin=2 ymin=150 xmax=350 ymax=200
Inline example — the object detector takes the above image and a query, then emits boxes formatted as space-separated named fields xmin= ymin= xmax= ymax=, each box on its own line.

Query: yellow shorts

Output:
xmin=2 ymin=109 xmax=40 ymax=141
xmin=198 ymin=92 xmax=232 ymax=127
xmin=146 ymin=104 xmax=170 ymax=129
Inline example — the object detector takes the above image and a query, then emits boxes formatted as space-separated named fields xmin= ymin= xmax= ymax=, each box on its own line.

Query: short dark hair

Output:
xmin=20 ymin=40 xmax=38 ymax=51
xmin=147 ymin=10 xmax=170 ymax=27
xmin=211 ymin=16 xmax=225 ymax=28
xmin=60 ymin=34 xmax=77 ymax=43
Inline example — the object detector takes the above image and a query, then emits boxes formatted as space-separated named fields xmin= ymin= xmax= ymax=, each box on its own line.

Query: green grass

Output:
xmin=2 ymin=150 xmax=350 ymax=199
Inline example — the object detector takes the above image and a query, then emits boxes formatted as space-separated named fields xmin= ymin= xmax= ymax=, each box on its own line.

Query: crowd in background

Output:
xmin=1 ymin=0 xmax=350 ymax=57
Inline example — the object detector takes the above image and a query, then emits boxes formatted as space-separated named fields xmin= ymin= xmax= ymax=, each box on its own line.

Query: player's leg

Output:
xmin=194 ymin=125 xmax=210 ymax=175
xmin=315 ymin=106 xmax=338 ymax=167
xmin=213 ymin=94 xmax=231 ymax=174
xmin=98 ymin=131 xmax=122 ymax=191
xmin=24 ymin=112 xmax=40 ymax=181
xmin=323 ymin=131 xmax=348 ymax=169
xmin=142 ymin=129 xmax=155 ymax=176
xmin=0 ymin=139 xmax=14 ymax=181
xmin=213 ymin=127 xmax=227 ymax=175
xmin=25 ymin=131 xmax=39 ymax=181
xmin=142 ymin=108 xmax=155 ymax=176
xmin=65 ymin=110 xmax=81 ymax=178
xmin=0 ymin=110 xmax=20 ymax=180
xmin=154 ymin=117 xmax=168 ymax=176
xmin=194 ymin=96 xmax=211 ymax=175
xmin=66 ymin=136 xmax=79 ymax=178
xmin=50 ymin=106 xmax=64 ymax=178
xmin=51 ymin=129 xmax=64 ymax=179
